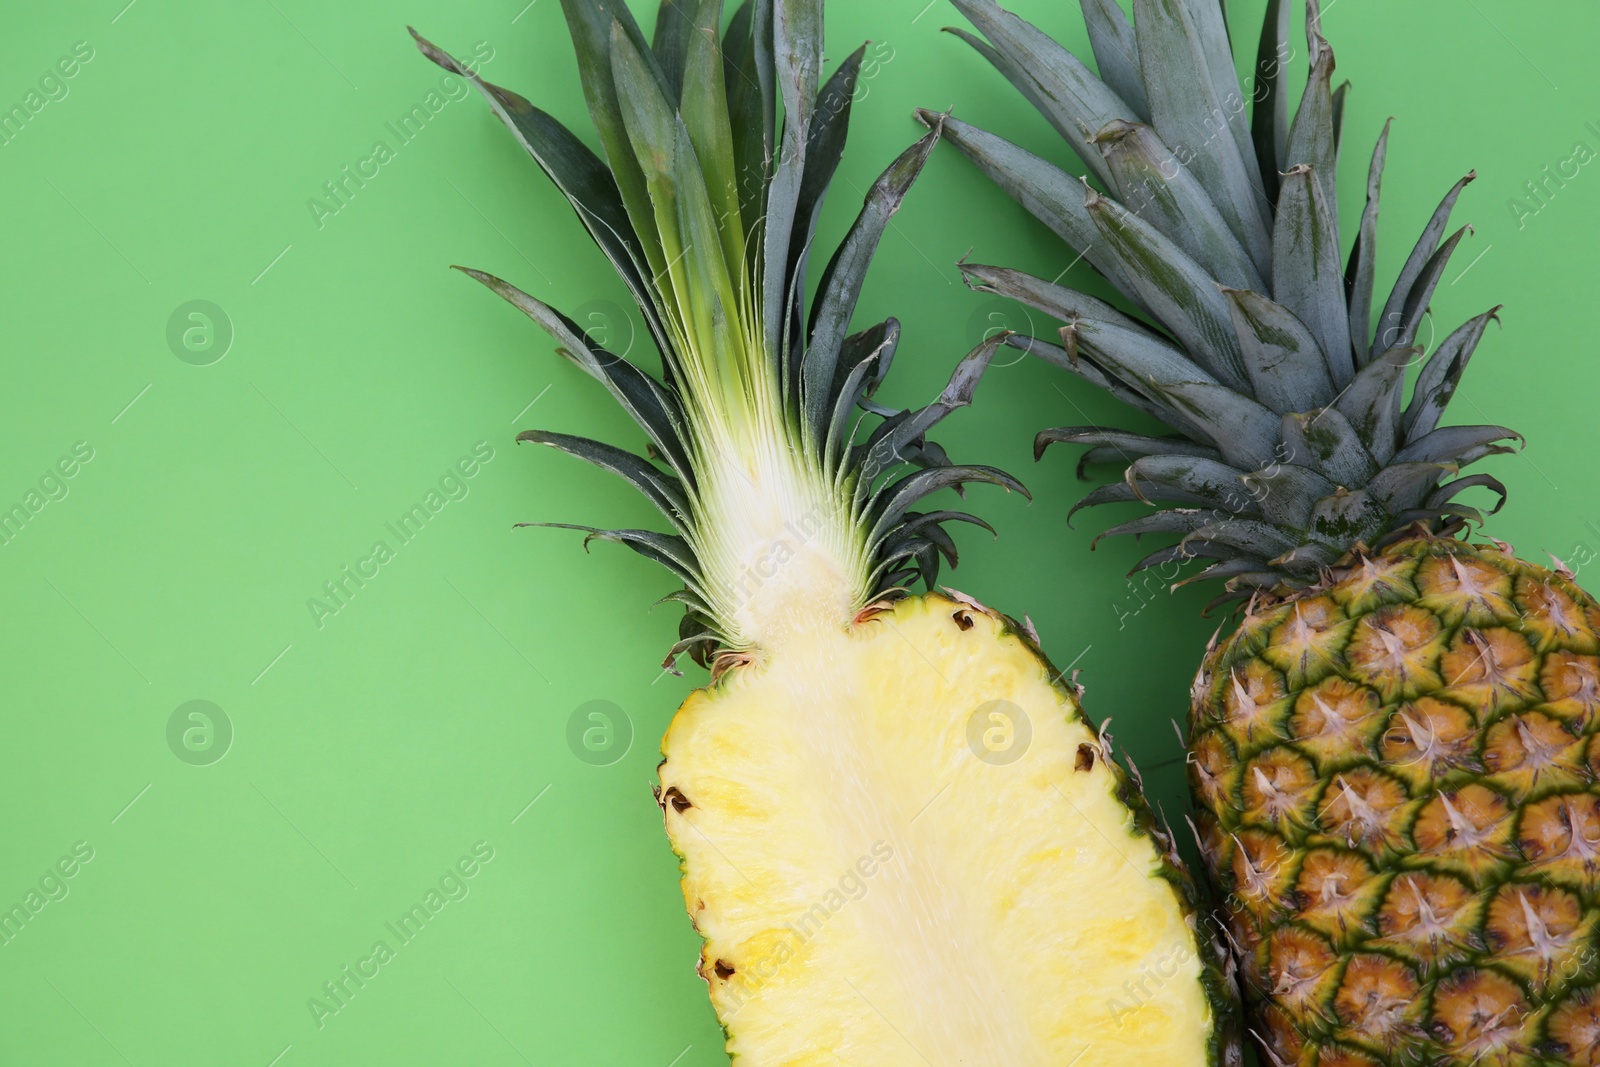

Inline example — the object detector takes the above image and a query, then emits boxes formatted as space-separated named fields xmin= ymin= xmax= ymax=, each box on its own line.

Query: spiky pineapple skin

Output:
xmin=1190 ymin=535 xmax=1600 ymax=1066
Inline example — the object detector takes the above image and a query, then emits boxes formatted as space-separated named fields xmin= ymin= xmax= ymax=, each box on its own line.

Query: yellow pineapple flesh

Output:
xmin=663 ymin=593 xmax=1221 ymax=1065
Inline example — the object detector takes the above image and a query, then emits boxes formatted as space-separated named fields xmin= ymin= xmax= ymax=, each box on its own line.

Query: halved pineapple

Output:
xmin=664 ymin=594 xmax=1217 ymax=1064
xmin=417 ymin=0 xmax=1236 ymax=1061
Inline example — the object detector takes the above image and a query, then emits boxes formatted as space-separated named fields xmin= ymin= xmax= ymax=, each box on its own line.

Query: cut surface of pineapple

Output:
xmin=661 ymin=593 xmax=1214 ymax=1065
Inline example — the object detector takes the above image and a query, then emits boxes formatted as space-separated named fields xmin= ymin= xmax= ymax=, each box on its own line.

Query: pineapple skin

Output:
xmin=1191 ymin=534 xmax=1600 ymax=1066
xmin=659 ymin=592 xmax=1241 ymax=1066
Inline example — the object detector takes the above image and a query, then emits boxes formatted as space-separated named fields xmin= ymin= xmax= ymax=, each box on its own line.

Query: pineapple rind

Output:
xmin=1194 ymin=536 xmax=1600 ymax=1066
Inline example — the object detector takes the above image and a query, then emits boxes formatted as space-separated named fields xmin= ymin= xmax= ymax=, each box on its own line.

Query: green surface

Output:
xmin=1 ymin=1 xmax=1595 ymax=1063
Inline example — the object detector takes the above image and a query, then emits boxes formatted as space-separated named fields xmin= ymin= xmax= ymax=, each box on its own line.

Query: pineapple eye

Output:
xmin=1076 ymin=744 xmax=1098 ymax=773
xmin=662 ymin=787 xmax=693 ymax=814
xmin=952 ymin=610 xmax=974 ymax=631
xmin=712 ymin=959 xmax=736 ymax=980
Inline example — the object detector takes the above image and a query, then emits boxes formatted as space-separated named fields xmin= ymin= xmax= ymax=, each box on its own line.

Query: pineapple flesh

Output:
xmin=415 ymin=1 xmax=1235 ymax=1062
xmin=666 ymin=594 xmax=1218 ymax=1064
xmin=934 ymin=0 xmax=1600 ymax=1063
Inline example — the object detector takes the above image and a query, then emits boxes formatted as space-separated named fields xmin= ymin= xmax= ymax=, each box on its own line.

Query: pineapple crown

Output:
xmin=414 ymin=1 xmax=1022 ymax=669
xmin=929 ymin=0 xmax=1519 ymax=607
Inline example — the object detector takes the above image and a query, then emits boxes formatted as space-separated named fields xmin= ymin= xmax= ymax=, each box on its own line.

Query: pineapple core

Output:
xmin=697 ymin=441 xmax=869 ymax=653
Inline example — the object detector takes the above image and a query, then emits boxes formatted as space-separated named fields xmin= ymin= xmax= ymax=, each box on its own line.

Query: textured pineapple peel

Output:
xmin=1193 ymin=537 xmax=1600 ymax=1064
xmin=661 ymin=593 xmax=1218 ymax=1065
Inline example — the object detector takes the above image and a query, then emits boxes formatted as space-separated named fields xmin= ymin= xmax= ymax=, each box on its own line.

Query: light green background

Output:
xmin=1 ymin=1 xmax=1595 ymax=1063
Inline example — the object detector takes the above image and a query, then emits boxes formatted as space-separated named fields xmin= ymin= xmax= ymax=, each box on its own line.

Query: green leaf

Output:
xmin=1144 ymin=379 xmax=1281 ymax=469
xmin=1373 ymin=170 xmax=1475 ymax=361
xmin=1238 ymin=462 xmax=1336 ymax=529
xmin=930 ymin=115 xmax=1137 ymax=295
xmin=1368 ymin=461 xmax=1455 ymax=515
xmin=959 ymin=264 xmax=1229 ymax=445
xmin=1250 ymin=0 xmax=1292 ymax=204
xmin=804 ymin=124 xmax=942 ymax=429
xmin=1188 ymin=0 xmax=1259 ymax=203
xmin=1130 ymin=539 xmax=1235 ymax=573
xmin=762 ymin=0 xmax=823 ymax=355
xmin=1132 ymin=0 xmax=1272 ymax=275
xmin=1271 ymin=165 xmax=1353 ymax=388
xmin=856 ymin=336 xmax=999 ymax=481
xmin=865 ymin=465 xmax=1028 ymax=549
xmin=844 ymin=317 xmax=899 ymax=403
xmin=798 ymin=43 xmax=866 ymax=229
xmin=960 ymin=262 xmax=1145 ymax=332
xmin=557 ymin=0 xmax=669 ymax=278
xmin=1386 ymin=505 xmax=1485 ymax=533
xmin=611 ymin=20 xmax=741 ymax=368
xmin=652 ymin=0 xmax=699 ymax=99
xmin=1284 ymin=30 xmax=1338 ymax=252
xmin=960 ymin=263 xmax=1213 ymax=407
xmin=1345 ymin=120 xmax=1390 ymax=366
xmin=1080 ymin=0 xmax=1150 ymax=120
xmin=455 ymin=267 xmax=694 ymax=480
xmin=1093 ymin=120 xmax=1263 ymax=291
xmin=1086 ymin=188 xmax=1248 ymax=390
xmin=1069 ymin=480 xmax=1239 ymax=528
xmin=786 ymin=43 xmax=867 ymax=382
xmin=533 ymin=524 xmax=706 ymax=592
xmin=949 ymin=0 xmax=1140 ymax=189
xmin=1280 ymin=408 xmax=1378 ymax=487
xmin=1035 ymin=426 xmax=1222 ymax=466
xmin=824 ymin=319 xmax=898 ymax=471
xmin=1393 ymin=425 xmax=1521 ymax=467
xmin=944 ymin=27 xmax=1087 ymax=155
xmin=1065 ymin=316 xmax=1223 ymax=397
xmin=1077 ymin=444 xmax=1143 ymax=471
xmin=1307 ymin=487 xmax=1382 ymax=545
xmin=1124 ymin=455 xmax=1252 ymax=511
xmin=410 ymin=30 xmax=665 ymax=352
xmin=681 ymin=0 xmax=745 ymax=281
xmin=1332 ymin=79 xmax=1350 ymax=161
xmin=1094 ymin=508 xmax=1233 ymax=546
xmin=1392 ymin=224 xmax=1473 ymax=353
xmin=1333 ymin=345 xmax=1417 ymax=465
xmin=722 ymin=1 xmax=775 ymax=235
xmin=1266 ymin=540 xmax=1343 ymax=571
xmin=1426 ymin=473 xmax=1507 ymax=514
xmin=1403 ymin=307 xmax=1501 ymax=440
xmin=1221 ymin=286 xmax=1336 ymax=413
xmin=1001 ymin=333 xmax=1202 ymax=437
xmin=1186 ymin=518 xmax=1304 ymax=567
xmin=517 ymin=431 xmax=691 ymax=531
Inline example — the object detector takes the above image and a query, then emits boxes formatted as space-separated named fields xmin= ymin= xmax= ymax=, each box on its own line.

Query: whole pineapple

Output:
xmin=414 ymin=2 xmax=1237 ymax=1063
xmin=934 ymin=0 xmax=1600 ymax=1064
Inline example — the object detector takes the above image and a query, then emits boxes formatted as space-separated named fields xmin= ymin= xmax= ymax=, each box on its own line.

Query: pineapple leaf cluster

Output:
xmin=934 ymin=0 xmax=1519 ymax=607
xmin=415 ymin=0 xmax=1022 ymax=666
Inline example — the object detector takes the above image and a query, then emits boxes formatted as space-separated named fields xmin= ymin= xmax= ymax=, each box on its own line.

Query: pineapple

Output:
xmin=934 ymin=0 xmax=1600 ymax=1064
xmin=413 ymin=1 xmax=1236 ymax=1063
